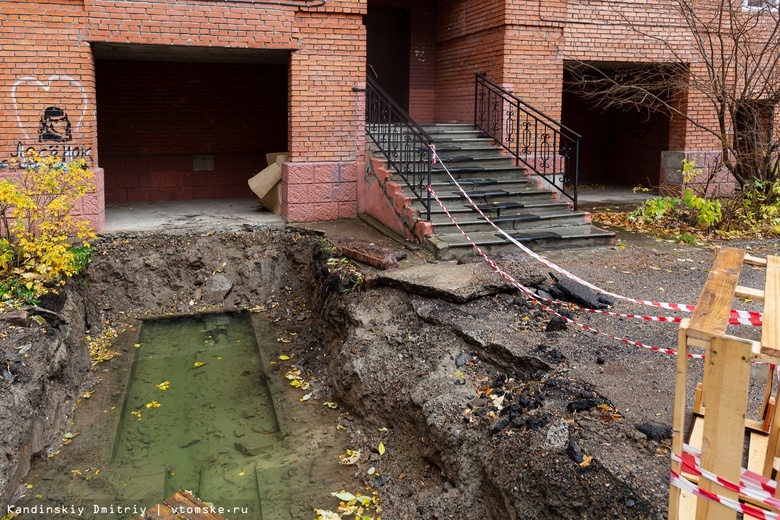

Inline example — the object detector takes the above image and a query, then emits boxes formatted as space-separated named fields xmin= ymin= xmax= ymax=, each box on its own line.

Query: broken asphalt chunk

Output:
xmin=567 ymin=399 xmax=604 ymax=413
xmin=555 ymin=278 xmax=608 ymax=309
xmin=455 ymin=352 xmax=472 ymax=367
xmin=545 ymin=316 xmax=567 ymax=332
xmin=491 ymin=416 xmax=511 ymax=435
xmin=636 ymin=421 xmax=673 ymax=441
xmin=566 ymin=439 xmax=584 ymax=464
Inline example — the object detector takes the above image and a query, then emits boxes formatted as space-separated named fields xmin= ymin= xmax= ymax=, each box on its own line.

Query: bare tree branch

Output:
xmin=564 ymin=0 xmax=780 ymax=190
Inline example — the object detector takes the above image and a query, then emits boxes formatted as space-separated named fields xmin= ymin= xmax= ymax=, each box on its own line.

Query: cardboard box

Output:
xmin=260 ymin=181 xmax=282 ymax=216
xmin=248 ymin=152 xmax=287 ymax=216
xmin=265 ymin=152 xmax=288 ymax=168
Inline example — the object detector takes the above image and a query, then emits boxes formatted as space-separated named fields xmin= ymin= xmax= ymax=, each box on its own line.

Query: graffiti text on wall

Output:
xmin=5 ymin=76 xmax=90 ymax=167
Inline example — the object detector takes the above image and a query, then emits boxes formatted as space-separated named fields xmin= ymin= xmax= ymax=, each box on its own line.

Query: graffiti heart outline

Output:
xmin=11 ymin=75 xmax=88 ymax=140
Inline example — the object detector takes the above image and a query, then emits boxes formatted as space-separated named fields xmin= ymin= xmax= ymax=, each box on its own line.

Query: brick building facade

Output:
xmin=0 ymin=0 xmax=765 ymax=232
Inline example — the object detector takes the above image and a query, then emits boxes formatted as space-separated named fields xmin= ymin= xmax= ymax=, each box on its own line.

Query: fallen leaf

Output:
xmin=580 ymin=455 xmax=593 ymax=467
xmin=332 ymin=491 xmax=356 ymax=501
xmin=378 ymin=442 xmax=386 ymax=456
xmin=279 ymin=355 xmax=291 ymax=361
xmin=193 ymin=361 xmax=204 ymax=368
xmin=338 ymin=449 xmax=361 ymax=465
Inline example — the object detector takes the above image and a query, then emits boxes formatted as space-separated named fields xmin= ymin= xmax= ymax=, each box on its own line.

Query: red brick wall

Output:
xmin=1 ymin=0 xmax=367 ymax=228
xmin=96 ymin=60 xmax=288 ymax=203
xmin=289 ymin=11 xmax=366 ymax=163
xmin=435 ymin=0 xmax=506 ymax=123
xmin=0 ymin=0 xmax=104 ymax=230
xmin=562 ymin=0 xmax=720 ymax=153
xmin=372 ymin=0 xmax=437 ymax=123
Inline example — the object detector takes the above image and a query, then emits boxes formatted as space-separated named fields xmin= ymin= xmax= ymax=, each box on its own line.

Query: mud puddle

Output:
xmin=12 ymin=311 xmax=351 ymax=519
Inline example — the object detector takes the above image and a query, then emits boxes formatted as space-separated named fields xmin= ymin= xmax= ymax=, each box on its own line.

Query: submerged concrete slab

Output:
xmin=375 ymin=262 xmax=517 ymax=303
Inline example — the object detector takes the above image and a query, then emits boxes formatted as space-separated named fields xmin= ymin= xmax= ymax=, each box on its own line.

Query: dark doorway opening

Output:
xmin=562 ymin=64 xmax=673 ymax=188
xmin=94 ymin=44 xmax=289 ymax=204
xmin=365 ymin=8 xmax=411 ymax=111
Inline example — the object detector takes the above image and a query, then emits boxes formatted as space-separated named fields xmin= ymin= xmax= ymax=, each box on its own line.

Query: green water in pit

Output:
xmin=15 ymin=311 xmax=351 ymax=519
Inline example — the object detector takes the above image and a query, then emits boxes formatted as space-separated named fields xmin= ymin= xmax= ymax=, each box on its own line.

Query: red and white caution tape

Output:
xmin=429 ymin=147 xmax=763 ymax=327
xmin=670 ymin=470 xmax=778 ymax=519
xmin=672 ymin=444 xmax=780 ymax=511
xmin=427 ymin=184 xmax=701 ymax=359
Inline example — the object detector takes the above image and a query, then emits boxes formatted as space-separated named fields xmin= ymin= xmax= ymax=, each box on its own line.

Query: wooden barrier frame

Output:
xmin=669 ymin=248 xmax=780 ymax=520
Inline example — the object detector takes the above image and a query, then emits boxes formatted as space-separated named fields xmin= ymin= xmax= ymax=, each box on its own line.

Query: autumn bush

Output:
xmin=0 ymin=151 xmax=95 ymax=304
xmin=593 ymin=158 xmax=780 ymax=244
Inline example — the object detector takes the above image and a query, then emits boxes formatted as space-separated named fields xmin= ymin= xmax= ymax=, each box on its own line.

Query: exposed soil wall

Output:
xmin=1 ymin=228 xmax=680 ymax=518
xmin=318 ymin=287 xmax=668 ymax=519
xmin=0 ymin=288 xmax=92 ymax=506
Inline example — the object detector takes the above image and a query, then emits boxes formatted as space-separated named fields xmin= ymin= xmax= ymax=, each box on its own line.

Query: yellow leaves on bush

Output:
xmin=0 ymin=151 xmax=96 ymax=304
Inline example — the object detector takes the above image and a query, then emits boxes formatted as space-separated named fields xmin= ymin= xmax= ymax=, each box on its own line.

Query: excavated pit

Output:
xmin=0 ymin=227 xmax=675 ymax=519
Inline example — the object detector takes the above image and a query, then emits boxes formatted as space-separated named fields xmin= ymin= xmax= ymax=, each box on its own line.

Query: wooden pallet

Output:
xmin=670 ymin=247 xmax=780 ymax=520
xmin=131 ymin=490 xmax=227 ymax=520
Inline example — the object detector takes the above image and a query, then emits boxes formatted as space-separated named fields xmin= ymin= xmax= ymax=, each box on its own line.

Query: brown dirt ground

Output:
xmin=2 ymin=221 xmax=779 ymax=519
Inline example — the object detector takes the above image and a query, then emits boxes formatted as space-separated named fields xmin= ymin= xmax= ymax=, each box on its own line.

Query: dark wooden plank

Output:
xmin=688 ymin=247 xmax=745 ymax=342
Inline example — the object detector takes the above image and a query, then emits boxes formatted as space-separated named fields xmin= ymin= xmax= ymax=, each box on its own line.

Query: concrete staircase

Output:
xmin=414 ymin=124 xmax=614 ymax=260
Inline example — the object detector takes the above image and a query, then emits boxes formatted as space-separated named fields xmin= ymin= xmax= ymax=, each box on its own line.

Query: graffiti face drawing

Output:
xmin=38 ymin=106 xmax=72 ymax=143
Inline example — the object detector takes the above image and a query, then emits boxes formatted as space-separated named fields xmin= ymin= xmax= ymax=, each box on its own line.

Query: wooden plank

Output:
xmin=748 ymin=431 xmax=769 ymax=474
xmin=678 ymin=490 xmax=698 ymax=520
xmin=762 ymin=364 xmax=775 ymax=424
xmin=714 ymin=246 xmax=766 ymax=267
xmin=735 ymin=286 xmax=764 ymax=302
xmin=688 ymin=247 xmax=745 ymax=342
xmin=695 ymin=336 xmax=753 ymax=520
xmin=688 ymin=415 xmax=704 ymax=451
xmin=761 ymin=256 xmax=780 ymax=357
xmin=693 ymin=382 xmax=704 ymax=415
xmin=745 ymin=252 xmax=768 ymax=267
xmin=766 ymin=392 xmax=780 ymax=478
xmin=670 ymin=322 xmax=690 ymax=520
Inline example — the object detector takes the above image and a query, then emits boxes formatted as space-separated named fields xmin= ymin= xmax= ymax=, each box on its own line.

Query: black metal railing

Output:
xmin=474 ymin=73 xmax=581 ymax=209
xmin=366 ymin=76 xmax=433 ymax=220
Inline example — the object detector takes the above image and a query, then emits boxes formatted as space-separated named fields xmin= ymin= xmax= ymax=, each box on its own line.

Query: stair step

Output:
xmin=432 ymin=146 xmax=507 ymax=157
xmin=429 ymin=178 xmax=530 ymax=189
xmin=433 ymin=155 xmax=515 ymax=166
xmin=431 ymin=165 xmax=527 ymax=175
xmin=428 ymin=172 xmax=528 ymax=184
xmin=412 ymin=189 xmax=556 ymax=210
xmin=431 ymin=212 xmax=588 ymax=233
xmin=444 ymin=188 xmax=555 ymax=201
xmin=429 ymin=137 xmax=495 ymax=146
xmin=427 ymin=225 xmax=615 ymax=260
